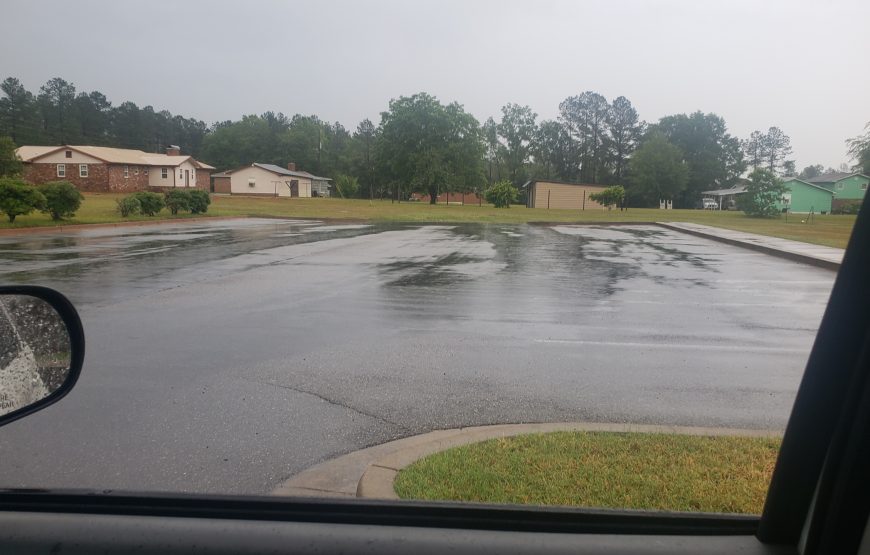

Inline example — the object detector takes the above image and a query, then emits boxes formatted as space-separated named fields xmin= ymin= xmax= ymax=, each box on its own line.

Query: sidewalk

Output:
xmin=658 ymin=222 xmax=845 ymax=270
xmin=271 ymin=422 xmax=780 ymax=500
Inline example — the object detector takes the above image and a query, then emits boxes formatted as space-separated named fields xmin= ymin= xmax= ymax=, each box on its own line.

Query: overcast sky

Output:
xmin=2 ymin=0 xmax=867 ymax=168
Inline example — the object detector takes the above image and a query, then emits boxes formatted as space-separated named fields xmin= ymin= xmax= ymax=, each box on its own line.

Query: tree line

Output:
xmin=2 ymin=75 xmax=867 ymax=207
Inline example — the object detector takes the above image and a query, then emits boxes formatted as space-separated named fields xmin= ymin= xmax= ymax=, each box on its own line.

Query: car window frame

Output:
xmin=0 ymin=198 xmax=868 ymax=552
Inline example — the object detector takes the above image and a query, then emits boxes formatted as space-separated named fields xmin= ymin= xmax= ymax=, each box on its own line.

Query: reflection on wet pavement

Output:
xmin=0 ymin=219 xmax=836 ymax=495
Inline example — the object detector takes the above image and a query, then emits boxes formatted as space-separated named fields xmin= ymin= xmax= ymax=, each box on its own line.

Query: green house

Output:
xmin=778 ymin=178 xmax=834 ymax=213
xmin=806 ymin=172 xmax=869 ymax=210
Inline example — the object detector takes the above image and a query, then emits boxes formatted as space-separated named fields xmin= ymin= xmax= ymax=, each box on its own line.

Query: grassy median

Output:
xmin=0 ymin=193 xmax=856 ymax=248
xmin=394 ymin=431 xmax=782 ymax=514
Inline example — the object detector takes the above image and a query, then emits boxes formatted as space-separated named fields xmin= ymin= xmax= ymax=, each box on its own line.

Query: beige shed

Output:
xmin=524 ymin=180 xmax=608 ymax=210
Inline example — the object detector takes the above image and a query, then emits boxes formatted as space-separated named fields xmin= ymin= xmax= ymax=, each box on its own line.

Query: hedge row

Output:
xmin=117 ymin=189 xmax=211 ymax=217
xmin=0 ymin=179 xmax=83 ymax=223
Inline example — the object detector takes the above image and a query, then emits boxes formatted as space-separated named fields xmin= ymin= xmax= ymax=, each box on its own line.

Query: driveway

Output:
xmin=0 ymin=219 xmax=834 ymax=494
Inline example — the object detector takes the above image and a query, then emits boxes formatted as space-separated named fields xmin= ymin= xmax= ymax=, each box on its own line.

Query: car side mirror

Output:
xmin=0 ymin=286 xmax=84 ymax=428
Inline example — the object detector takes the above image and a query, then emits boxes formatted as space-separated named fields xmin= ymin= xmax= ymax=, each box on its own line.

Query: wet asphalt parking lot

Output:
xmin=0 ymin=218 xmax=835 ymax=495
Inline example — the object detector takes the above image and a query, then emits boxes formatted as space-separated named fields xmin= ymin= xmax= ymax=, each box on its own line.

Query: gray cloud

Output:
xmin=2 ymin=0 xmax=867 ymax=168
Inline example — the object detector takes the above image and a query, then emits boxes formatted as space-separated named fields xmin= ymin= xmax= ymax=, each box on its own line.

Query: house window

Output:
xmin=248 ymin=178 xmax=256 ymax=188
xmin=179 ymin=170 xmax=183 ymax=180
xmin=123 ymin=165 xmax=129 ymax=178
xmin=144 ymin=167 xmax=149 ymax=176
xmin=134 ymin=166 xmax=139 ymax=175
xmin=57 ymin=164 xmax=66 ymax=177
xmin=161 ymin=168 xmax=168 ymax=179
xmin=79 ymin=164 xmax=88 ymax=178
xmin=837 ymin=182 xmax=844 ymax=190
xmin=861 ymin=183 xmax=867 ymax=190
xmin=65 ymin=150 xmax=72 ymax=158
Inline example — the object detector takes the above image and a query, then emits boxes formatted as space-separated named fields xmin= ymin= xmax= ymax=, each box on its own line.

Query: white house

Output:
xmin=226 ymin=163 xmax=331 ymax=197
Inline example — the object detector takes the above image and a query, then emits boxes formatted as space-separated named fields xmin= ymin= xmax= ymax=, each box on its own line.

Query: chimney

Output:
xmin=166 ymin=145 xmax=181 ymax=156
xmin=287 ymin=162 xmax=296 ymax=171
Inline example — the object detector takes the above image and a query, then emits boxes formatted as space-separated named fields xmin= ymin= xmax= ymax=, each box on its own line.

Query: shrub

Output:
xmin=832 ymin=202 xmax=861 ymax=215
xmin=0 ymin=178 xmax=46 ymax=223
xmin=333 ymin=174 xmax=359 ymax=198
xmin=737 ymin=169 xmax=788 ymax=218
xmin=188 ymin=189 xmax=211 ymax=214
xmin=164 ymin=189 xmax=191 ymax=215
xmin=131 ymin=191 xmax=164 ymax=216
xmin=116 ymin=196 xmax=141 ymax=217
xmin=38 ymin=181 xmax=84 ymax=220
xmin=484 ymin=180 xmax=519 ymax=208
xmin=589 ymin=185 xmax=626 ymax=210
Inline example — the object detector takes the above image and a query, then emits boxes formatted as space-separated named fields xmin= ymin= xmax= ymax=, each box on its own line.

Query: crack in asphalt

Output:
xmin=249 ymin=378 xmax=413 ymax=434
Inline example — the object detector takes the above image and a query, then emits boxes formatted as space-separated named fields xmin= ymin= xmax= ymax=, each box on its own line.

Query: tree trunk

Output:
xmin=428 ymin=185 xmax=438 ymax=205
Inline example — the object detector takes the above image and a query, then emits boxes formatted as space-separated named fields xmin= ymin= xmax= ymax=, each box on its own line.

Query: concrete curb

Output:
xmin=656 ymin=222 xmax=842 ymax=270
xmin=0 ymin=215 xmax=250 ymax=237
xmin=272 ymin=422 xmax=782 ymax=500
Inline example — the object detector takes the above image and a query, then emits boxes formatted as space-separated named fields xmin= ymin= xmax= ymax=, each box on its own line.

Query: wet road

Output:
xmin=0 ymin=219 xmax=834 ymax=495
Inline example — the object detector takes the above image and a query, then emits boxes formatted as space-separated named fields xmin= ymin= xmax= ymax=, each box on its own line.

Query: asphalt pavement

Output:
xmin=0 ymin=218 xmax=835 ymax=494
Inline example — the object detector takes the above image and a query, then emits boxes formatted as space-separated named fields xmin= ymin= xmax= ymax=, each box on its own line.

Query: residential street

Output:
xmin=0 ymin=218 xmax=835 ymax=494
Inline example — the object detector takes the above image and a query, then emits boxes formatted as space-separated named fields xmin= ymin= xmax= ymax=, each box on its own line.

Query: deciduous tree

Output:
xmin=654 ymin=112 xmax=745 ymax=207
xmin=627 ymin=133 xmax=688 ymax=206
xmin=496 ymin=103 xmax=537 ymax=185
xmin=737 ymin=168 xmax=788 ymax=217
xmin=376 ymin=93 xmax=485 ymax=204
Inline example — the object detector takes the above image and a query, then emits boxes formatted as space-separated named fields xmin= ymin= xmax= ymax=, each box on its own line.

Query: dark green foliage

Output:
xmin=0 ymin=178 xmax=45 ymax=222
xmin=333 ymin=174 xmax=359 ymax=198
xmin=164 ymin=189 xmax=191 ymax=215
xmin=484 ymin=180 xmax=518 ymax=208
xmin=737 ymin=169 xmax=788 ymax=217
xmin=116 ymin=196 xmax=141 ymax=217
xmin=651 ymin=112 xmax=745 ymax=207
xmin=131 ymin=191 xmax=164 ymax=216
xmin=0 ymin=136 xmax=22 ymax=177
xmin=589 ymin=185 xmax=626 ymax=209
xmin=627 ymin=134 xmax=689 ymax=206
xmin=832 ymin=202 xmax=861 ymax=215
xmin=377 ymin=92 xmax=486 ymax=204
xmin=1 ymin=75 xmax=207 ymax=155
xmin=188 ymin=189 xmax=211 ymax=214
xmin=37 ymin=181 xmax=83 ymax=220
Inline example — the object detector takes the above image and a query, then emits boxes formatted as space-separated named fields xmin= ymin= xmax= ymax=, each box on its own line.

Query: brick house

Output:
xmin=15 ymin=145 xmax=215 ymax=193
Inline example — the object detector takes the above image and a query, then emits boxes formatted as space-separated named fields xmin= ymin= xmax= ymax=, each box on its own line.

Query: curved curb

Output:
xmin=272 ymin=422 xmax=781 ymax=500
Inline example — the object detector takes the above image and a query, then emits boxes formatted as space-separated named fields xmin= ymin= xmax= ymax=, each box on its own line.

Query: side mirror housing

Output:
xmin=0 ymin=286 xmax=84 ymax=428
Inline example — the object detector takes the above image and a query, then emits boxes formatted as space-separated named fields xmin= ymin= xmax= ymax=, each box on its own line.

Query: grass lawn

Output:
xmin=0 ymin=193 xmax=856 ymax=248
xmin=394 ymin=431 xmax=782 ymax=514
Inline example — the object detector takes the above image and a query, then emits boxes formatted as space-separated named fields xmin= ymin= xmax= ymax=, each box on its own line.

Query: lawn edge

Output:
xmin=271 ymin=422 xmax=781 ymax=500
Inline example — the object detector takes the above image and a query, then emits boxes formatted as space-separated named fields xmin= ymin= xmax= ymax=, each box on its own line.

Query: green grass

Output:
xmin=394 ymin=432 xmax=782 ymax=514
xmin=0 ymin=193 xmax=856 ymax=248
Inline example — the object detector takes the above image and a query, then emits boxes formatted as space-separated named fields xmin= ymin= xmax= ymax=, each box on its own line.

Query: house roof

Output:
xmin=806 ymin=172 xmax=852 ymax=183
xmin=781 ymin=177 xmax=835 ymax=194
xmin=701 ymin=185 xmax=748 ymax=196
xmin=252 ymin=163 xmax=331 ymax=181
xmin=211 ymin=171 xmax=233 ymax=178
xmin=522 ymin=179 xmax=607 ymax=189
xmin=16 ymin=145 xmax=213 ymax=169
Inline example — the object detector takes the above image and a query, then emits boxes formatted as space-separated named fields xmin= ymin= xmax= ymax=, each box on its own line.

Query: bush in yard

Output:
xmin=589 ymin=185 xmax=626 ymax=210
xmin=737 ymin=168 xmax=788 ymax=218
xmin=38 ymin=181 xmax=84 ymax=221
xmin=132 ymin=191 xmax=164 ymax=216
xmin=116 ymin=196 xmax=141 ymax=217
xmin=0 ymin=178 xmax=46 ymax=223
xmin=164 ymin=189 xmax=191 ymax=215
xmin=333 ymin=174 xmax=359 ymax=198
xmin=187 ymin=189 xmax=211 ymax=214
xmin=484 ymin=180 xmax=519 ymax=208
